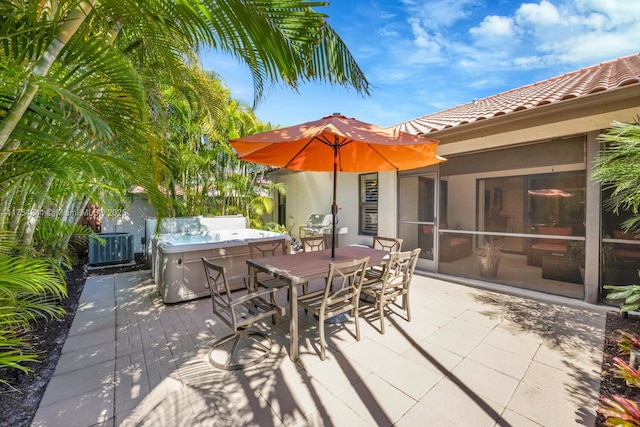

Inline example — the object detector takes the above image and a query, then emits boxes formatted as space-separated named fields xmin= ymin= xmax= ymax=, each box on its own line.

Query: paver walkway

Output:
xmin=32 ymin=270 xmax=609 ymax=426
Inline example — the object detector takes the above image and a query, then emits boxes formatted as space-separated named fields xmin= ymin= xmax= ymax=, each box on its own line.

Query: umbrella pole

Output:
xmin=331 ymin=146 xmax=338 ymax=258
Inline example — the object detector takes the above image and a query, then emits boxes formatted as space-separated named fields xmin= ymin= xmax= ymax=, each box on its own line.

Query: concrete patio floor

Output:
xmin=32 ymin=269 xmax=611 ymax=426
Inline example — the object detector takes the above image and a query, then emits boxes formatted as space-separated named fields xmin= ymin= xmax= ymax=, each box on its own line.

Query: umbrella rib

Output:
xmin=282 ymin=134 xmax=353 ymax=170
xmin=283 ymin=139 xmax=316 ymax=169
xmin=367 ymin=144 xmax=400 ymax=170
xmin=316 ymin=134 xmax=353 ymax=172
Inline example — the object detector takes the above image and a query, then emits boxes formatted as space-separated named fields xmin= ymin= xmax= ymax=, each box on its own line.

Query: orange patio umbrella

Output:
xmin=230 ymin=113 xmax=445 ymax=257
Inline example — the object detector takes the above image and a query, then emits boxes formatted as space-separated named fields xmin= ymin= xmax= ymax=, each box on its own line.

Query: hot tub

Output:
xmin=153 ymin=226 xmax=291 ymax=303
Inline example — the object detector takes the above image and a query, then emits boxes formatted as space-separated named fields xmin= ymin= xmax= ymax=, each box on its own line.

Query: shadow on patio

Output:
xmin=33 ymin=270 xmax=609 ymax=426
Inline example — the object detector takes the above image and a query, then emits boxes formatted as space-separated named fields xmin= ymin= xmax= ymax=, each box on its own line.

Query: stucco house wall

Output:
xmin=100 ymin=195 xmax=156 ymax=254
xmin=270 ymin=169 xmax=396 ymax=247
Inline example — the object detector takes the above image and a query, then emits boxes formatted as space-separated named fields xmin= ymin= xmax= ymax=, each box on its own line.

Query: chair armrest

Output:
xmin=231 ymin=287 xmax=280 ymax=307
xmin=204 ymin=274 xmax=252 ymax=292
xmin=227 ymin=273 xmax=252 ymax=291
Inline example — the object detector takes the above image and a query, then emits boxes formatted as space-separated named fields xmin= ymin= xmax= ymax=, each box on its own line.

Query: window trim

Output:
xmin=359 ymin=173 xmax=378 ymax=235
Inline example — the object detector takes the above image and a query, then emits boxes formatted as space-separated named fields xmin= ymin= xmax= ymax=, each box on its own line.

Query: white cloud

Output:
xmin=575 ymin=0 xmax=640 ymax=26
xmin=515 ymin=0 xmax=561 ymax=26
xmin=378 ymin=28 xmax=400 ymax=38
xmin=400 ymin=0 xmax=479 ymax=29
xmin=408 ymin=17 xmax=443 ymax=52
xmin=470 ymin=15 xmax=515 ymax=38
xmin=342 ymin=0 xmax=639 ymax=122
xmin=459 ymin=0 xmax=640 ymax=73
xmin=541 ymin=27 xmax=640 ymax=64
xmin=505 ymin=0 xmax=639 ymax=66
xmin=513 ymin=55 xmax=547 ymax=69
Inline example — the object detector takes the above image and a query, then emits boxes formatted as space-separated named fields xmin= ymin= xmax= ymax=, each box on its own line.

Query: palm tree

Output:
xmin=0 ymin=0 xmax=369 ymax=380
xmin=156 ymin=72 xmax=283 ymax=223
xmin=593 ymin=118 xmax=640 ymax=230
xmin=0 ymin=0 xmax=369 ymax=165
xmin=1 ymin=0 xmax=369 ymax=243
xmin=0 ymin=232 xmax=67 ymax=382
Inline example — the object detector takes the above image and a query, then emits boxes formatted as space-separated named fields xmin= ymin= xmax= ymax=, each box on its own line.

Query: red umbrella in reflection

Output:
xmin=528 ymin=189 xmax=572 ymax=197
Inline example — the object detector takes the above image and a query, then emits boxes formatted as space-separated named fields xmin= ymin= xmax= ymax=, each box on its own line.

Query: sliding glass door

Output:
xmin=397 ymin=172 xmax=439 ymax=272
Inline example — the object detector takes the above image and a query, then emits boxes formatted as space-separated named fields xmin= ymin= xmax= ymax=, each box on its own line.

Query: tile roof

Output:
xmin=393 ymin=53 xmax=640 ymax=135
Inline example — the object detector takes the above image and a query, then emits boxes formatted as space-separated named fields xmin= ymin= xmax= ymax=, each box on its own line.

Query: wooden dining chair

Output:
xmin=202 ymin=258 xmax=283 ymax=370
xmin=248 ymin=239 xmax=307 ymax=301
xmin=247 ymin=239 xmax=289 ymax=291
xmin=301 ymin=236 xmax=326 ymax=252
xmin=360 ymin=248 xmax=420 ymax=334
xmin=363 ymin=236 xmax=403 ymax=284
xmin=372 ymin=236 xmax=403 ymax=252
xmin=297 ymin=257 xmax=369 ymax=360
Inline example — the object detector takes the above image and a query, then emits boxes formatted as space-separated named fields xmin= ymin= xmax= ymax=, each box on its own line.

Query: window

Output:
xmin=434 ymin=137 xmax=587 ymax=299
xmin=277 ymin=189 xmax=286 ymax=227
xmin=359 ymin=173 xmax=378 ymax=235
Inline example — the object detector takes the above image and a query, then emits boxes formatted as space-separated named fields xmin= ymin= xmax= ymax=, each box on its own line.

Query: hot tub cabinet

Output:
xmin=151 ymin=217 xmax=290 ymax=303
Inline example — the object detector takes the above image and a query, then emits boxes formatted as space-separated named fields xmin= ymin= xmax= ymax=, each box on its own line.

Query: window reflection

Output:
xmin=437 ymin=168 xmax=586 ymax=299
xmin=602 ymin=188 xmax=640 ymax=290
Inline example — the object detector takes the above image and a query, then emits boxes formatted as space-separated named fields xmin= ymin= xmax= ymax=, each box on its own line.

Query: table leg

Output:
xmin=247 ymin=265 xmax=256 ymax=292
xmin=289 ymin=282 xmax=298 ymax=361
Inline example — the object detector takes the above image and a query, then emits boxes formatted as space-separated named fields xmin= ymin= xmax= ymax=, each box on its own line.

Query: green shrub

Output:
xmin=262 ymin=222 xmax=287 ymax=234
xmin=0 ymin=233 xmax=67 ymax=387
xmin=605 ymin=280 xmax=640 ymax=314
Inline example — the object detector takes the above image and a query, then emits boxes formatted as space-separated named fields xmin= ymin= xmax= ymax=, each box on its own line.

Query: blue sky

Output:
xmin=201 ymin=0 xmax=639 ymax=128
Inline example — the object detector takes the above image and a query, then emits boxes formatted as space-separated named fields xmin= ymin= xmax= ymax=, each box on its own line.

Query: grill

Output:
xmin=303 ymin=213 xmax=334 ymax=236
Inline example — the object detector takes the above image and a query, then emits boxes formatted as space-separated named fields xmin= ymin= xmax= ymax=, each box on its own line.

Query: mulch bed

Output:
xmin=0 ymin=257 xmax=639 ymax=427
xmin=0 ymin=255 xmax=148 ymax=427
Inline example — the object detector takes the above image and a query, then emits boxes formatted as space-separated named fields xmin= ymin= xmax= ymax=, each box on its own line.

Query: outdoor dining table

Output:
xmin=246 ymin=245 xmax=390 ymax=361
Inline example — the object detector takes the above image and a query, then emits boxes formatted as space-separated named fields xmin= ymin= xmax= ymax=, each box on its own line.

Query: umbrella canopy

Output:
xmin=230 ymin=114 xmax=445 ymax=256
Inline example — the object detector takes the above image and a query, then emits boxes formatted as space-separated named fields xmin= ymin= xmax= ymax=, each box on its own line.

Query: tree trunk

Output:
xmin=8 ymin=189 xmax=28 ymax=233
xmin=20 ymin=176 xmax=55 ymax=246
xmin=62 ymin=196 xmax=91 ymax=249
xmin=0 ymin=1 xmax=96 ymax=165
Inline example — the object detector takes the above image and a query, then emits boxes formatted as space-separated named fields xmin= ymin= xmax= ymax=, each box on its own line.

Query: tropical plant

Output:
xmin=31 ymin=218 xmax=94 ymax=270
xmin=616 ymin=330 xmax=640 ymax=355
xmin=598 ymin=394 xmax=640 ymax=426
xmin=594 ymin=118 xmax=640 ymax=311
xmin=262 ymin=222 xmax=287 ymax=234
xmin=475 ymin=238 xmax=502 ymax=276
xmin=0 ymin=233 xmax=67 ymax=385
xmin=156 ymin=77 xmax=281 ymax=222
xmin=613 ymin=356 xmax=640 ymax=388
xmin=605 ymin=280 xmax=640 ymax=314
xmin=0 ymin=1 xmax=169 ymax=246
xmin=0 ymin=0 xmax=370 ymax=245
xmin=0 ymin=0 xmax=370 ymax=161
xmin=569 ymin=241 xmax=585 ymax=261
xmin=593 ymin=118 xmax=640 ymax=231
xmin=0 ymin=0 xmax=370 ymax=385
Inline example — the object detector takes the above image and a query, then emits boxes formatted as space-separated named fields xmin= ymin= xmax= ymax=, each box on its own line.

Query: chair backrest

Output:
xmin=536 ymin=226 xmax=572 ymax=246
xmin=373 ymin=236 xmax=403 ymax=252
xmin=248 ymin=239 xmax=287 ymax=258
xmin=202 ymin=258 xmax=233 ymax=299
xmin=301 ymin=236 xmax=326 ymax=252
xmin=382 ymin=248 xmax=421 ymax=291
xmin=323 ymin=257 xmax=369 ymax=309
xmin=202 ymin=258 xmax=234 ymax=325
